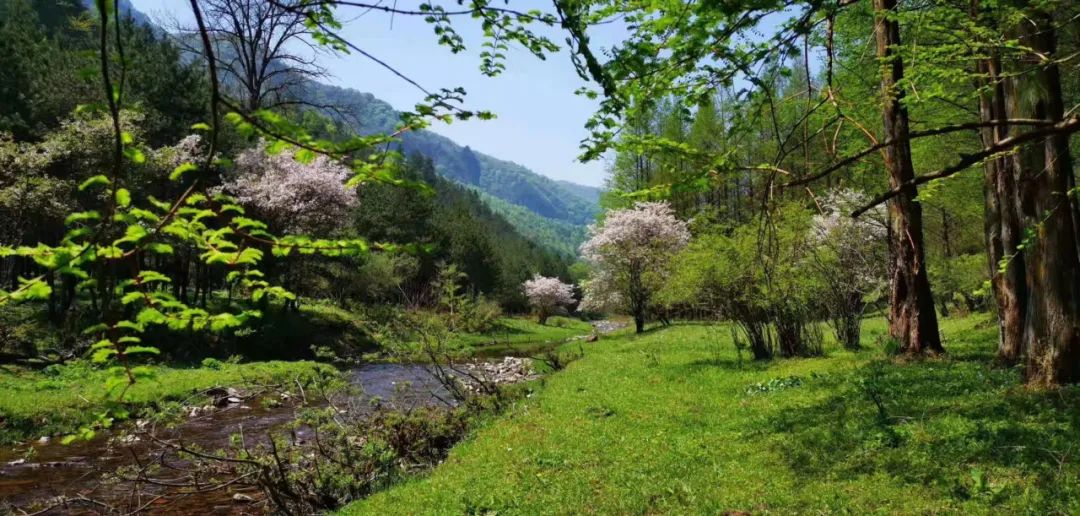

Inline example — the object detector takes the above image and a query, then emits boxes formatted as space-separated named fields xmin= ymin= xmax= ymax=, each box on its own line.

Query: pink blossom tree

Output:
xmin=222 ymin=140 xmax=358 ymax=235
xmin=580 ymin=201 xmax=690 ymax=333
xmin=523 ymin=274 xmax=576 ymax=324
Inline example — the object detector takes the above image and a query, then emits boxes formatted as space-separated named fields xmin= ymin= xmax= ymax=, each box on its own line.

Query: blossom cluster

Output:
xmin=222 ymin=141 xmax=358 ymax=234
xmin=809 ymin=188 xmax=888 ymax=293
xmin=523 ymin=274 xmax=575 ymax=312
xmin=810 ymin=188 xmax=886 ymax=243
xmin=580 ymin=201 xmax=691 ymax=266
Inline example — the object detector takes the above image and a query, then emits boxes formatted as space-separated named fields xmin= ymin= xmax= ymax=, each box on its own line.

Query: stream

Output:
xmin=0 ymin=364 xmax=453 ymax=514
xmin=0 ymin=321 xmax=623 ymax=513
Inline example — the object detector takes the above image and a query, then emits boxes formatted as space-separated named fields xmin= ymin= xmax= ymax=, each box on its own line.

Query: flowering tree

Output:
xmin=580 ymin=201 xmax=690 ymax=333
xmin=808 ymin=189 xmax=888 ymax=349
xmin=523 ymin=274 xmax=575 ymax=324
xmin=222 ymin=140 xmax=358 ymax=234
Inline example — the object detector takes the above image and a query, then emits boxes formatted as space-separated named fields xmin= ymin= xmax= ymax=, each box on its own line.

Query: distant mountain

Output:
xmin=300 ymin=83 xmax=600 ymax=230
xmin=474 ymin=191 xmax=588 ymax=256
xmin=555 ymin=180 xmax=603 ymax=206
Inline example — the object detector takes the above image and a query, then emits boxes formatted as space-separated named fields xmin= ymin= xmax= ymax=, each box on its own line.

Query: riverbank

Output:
xmin=439 ymin=316 xmax=600 ymax=357
xmin=343 ymin=314 xmax=1080 ymax=514
xmin=0 ymin=360 xmax=331 ymax=445
xmin=0 ymin=315 xmax=602 ymax=445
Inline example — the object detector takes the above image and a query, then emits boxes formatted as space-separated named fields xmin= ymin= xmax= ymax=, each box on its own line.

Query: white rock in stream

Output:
xmin=456 ymin=357 xmax=538 ymax=393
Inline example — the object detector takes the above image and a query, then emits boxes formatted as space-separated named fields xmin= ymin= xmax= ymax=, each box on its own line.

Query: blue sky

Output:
xmin=130 ymin=1 xmax=621 ymax=187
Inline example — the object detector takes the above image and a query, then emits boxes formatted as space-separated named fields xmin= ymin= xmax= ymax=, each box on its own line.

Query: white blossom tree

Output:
xmin=808 ymin=189 xmax=888 ymax=349
xmin=523 ymin=275 xmax=576 ymax=324
xmin=222 ymin=140 xmax=358 ymax=235
xmin=580 ymin=201 xmax=690 ymax=333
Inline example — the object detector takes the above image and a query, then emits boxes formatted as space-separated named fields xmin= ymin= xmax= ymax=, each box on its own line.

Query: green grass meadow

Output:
xmin=344 ymin=314 xmax=1080 ymax=514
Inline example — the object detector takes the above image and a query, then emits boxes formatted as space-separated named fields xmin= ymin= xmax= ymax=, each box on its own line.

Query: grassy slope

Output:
xmin=454 ymin=316 xmax=595 ymax=355
xmin=0 ymin=360 xmax=330 ymax=444
xmin=345 ymin=315 xmax=1080 ymax=514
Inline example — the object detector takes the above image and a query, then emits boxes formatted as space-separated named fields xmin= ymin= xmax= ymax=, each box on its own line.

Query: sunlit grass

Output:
xmin=343 ymin=313 xmax=1080 ymax=514
xmin=448 ymin=316 xmax=596 ymax=355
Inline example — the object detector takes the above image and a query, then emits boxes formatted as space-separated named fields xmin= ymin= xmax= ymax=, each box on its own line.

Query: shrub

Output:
xmin=459 ymin=295 xmax=503 ymax=334
xmin=807 ymin=189 xmax=888 ymax=350
xmin=660 ymin=203 xmax=824 ymax=358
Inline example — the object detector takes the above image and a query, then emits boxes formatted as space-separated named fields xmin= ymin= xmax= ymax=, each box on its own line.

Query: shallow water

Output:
xmin=0 ymin=363 xmax=451 ymax=514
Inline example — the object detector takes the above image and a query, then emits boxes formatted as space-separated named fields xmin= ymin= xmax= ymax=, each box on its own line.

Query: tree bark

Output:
xmin=1005 ymin=13 xmax=1080 ymax=386
xmin=873 ymin=0 xmax=943 ymax=354
xmin=973 ymin=38 xmax=1026 ymax=365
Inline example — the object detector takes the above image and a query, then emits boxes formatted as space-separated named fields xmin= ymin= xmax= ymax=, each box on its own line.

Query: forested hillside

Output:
xmin=302 ymin=82 xmax=600 ymax=232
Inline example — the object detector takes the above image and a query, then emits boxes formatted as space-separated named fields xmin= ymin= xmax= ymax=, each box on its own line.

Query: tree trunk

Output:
xmin=973 ymin=34 xmax=1026 ymax=365
xmin=1005 ymin=13 xmax=1080 ymax=386
xmin=874 ymin=0 xmax=943 ymax=355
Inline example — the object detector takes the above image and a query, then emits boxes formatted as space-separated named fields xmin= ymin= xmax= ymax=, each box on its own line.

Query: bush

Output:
xmin=459 ymin=295 xmax=503 ymax=334
xmin=660 ymin=204 xmax=825 ymax=359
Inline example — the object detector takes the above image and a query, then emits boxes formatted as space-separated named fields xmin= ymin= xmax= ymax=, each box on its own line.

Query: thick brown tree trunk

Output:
xmin=974 ymin=42 xmax=1026 ymax=364
xmin=873 ymin=0 xmax=943 ymax=354
xmin=1006 ymin=14 xmax=1080 ymax=386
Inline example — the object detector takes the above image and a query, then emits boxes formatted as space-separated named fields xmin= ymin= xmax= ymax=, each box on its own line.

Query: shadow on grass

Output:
xmin=683 ymin=357 xmax=774 ymax=372
xmin=760 ymin=356 xmax=1080 ymax=510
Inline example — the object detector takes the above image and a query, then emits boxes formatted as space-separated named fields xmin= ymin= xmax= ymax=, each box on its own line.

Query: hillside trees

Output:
xmin=0 ymin=0 xmax=579 ymax=382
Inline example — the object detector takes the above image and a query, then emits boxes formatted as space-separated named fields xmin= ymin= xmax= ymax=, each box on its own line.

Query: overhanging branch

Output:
xmin=851 ymin=115 xmax=1080 ymax=217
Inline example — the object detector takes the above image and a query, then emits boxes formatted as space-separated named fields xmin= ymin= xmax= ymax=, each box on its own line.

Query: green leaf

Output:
xmin=137 ymin=270 xmax=172 ymax=284
xmin=191 ymin=122 xmax=211 ymax=131
xmin=92 ymin=348 xmax=118 ymax=363
xmin=136 ymin=308 xmax=167 ymax=325
xmin=145 ymin=243 xmax=174 ymax=255
xmin=170 ymin=162 xmax=198 ymax=181
xmin=115 ymin=188 xmax=131 ymax=208
xmin=120 ymin=292 xmax=144 ymax=305
xmin=79 ymin=175 xmax=110 ymax=192
xmin=123 ymin=147 xmax=146 ymax=165
xmin=65 ymin=210 xmax=101 ymax=225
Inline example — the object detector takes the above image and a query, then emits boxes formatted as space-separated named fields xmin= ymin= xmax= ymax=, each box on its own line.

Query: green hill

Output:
xmin=299 ymin=83 xmax=600 ymax=251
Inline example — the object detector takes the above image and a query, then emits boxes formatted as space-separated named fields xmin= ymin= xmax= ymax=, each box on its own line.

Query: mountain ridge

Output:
xmin=300 ymin=82 xmax=601 ymax=229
